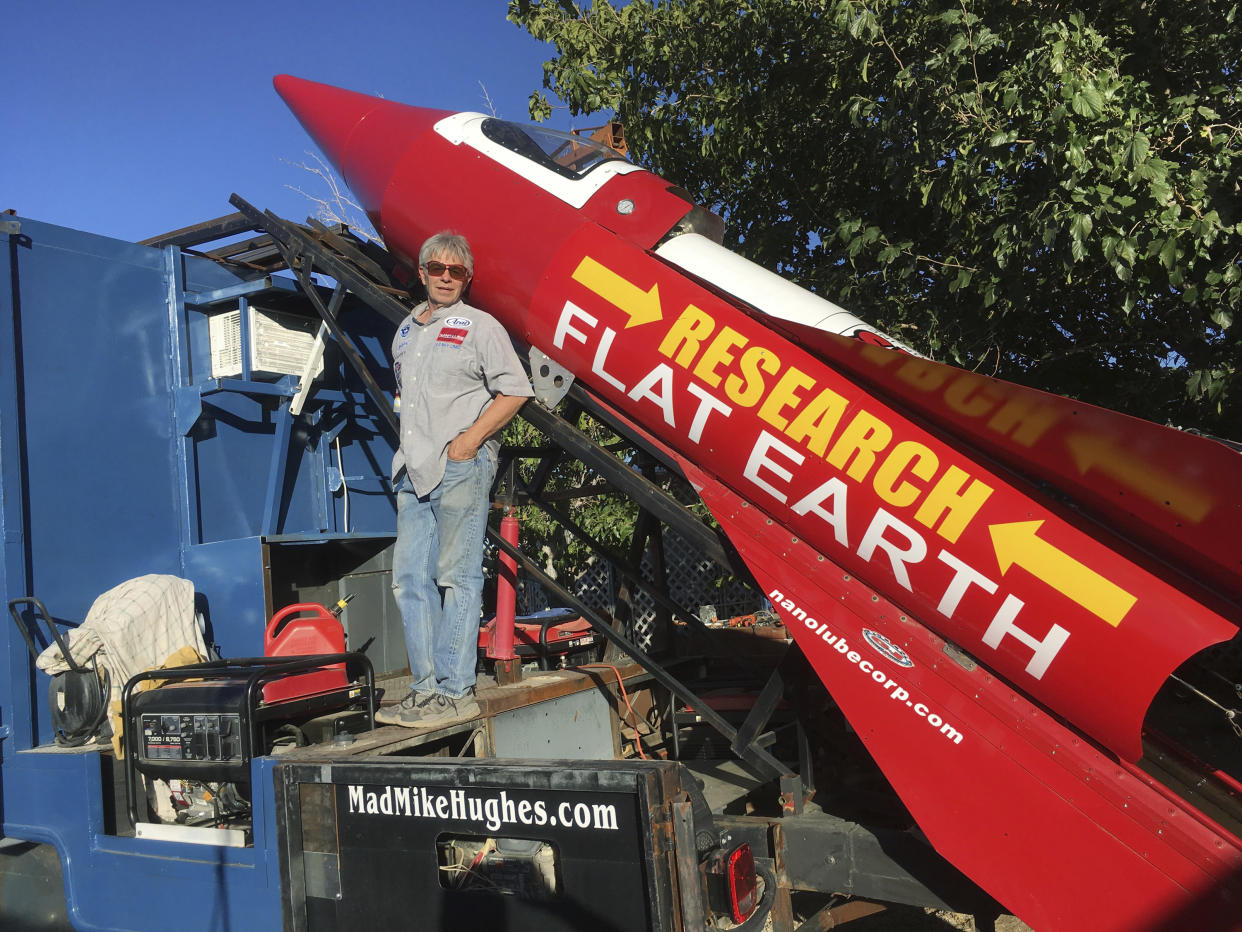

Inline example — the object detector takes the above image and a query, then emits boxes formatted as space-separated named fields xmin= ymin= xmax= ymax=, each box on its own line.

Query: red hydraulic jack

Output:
xmin=487 ymin=509 xmax=522 ymax=686
xmin=478 ymin=464 xmax=604 ymax=682
xmin=478 ymin=508 xmax=604 ymax=680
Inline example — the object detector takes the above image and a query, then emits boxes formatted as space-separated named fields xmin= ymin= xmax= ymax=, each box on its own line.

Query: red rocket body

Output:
xmin=275 ymin=75 xmax=1242 ymax=930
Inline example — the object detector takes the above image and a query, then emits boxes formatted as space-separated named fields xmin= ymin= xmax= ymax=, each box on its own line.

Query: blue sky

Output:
xmin=3 ymin=1 xmax=581 ymax=243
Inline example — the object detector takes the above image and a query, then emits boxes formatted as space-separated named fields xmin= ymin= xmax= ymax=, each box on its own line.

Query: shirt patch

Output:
xmin=445 ymin=316 xmax=473 ymax=328
xmin=400 ymin=323 xmax=411 ymax=336
xmin=437 ymin=326 xmax=469 ymax=346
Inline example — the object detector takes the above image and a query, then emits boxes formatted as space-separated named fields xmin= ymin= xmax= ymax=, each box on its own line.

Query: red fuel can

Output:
xmin=262 ymin=602 xmax=347 ymax=703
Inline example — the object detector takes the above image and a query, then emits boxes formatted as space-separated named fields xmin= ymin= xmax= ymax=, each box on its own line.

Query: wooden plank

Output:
xmin=280 ymin=664 xmax=653 ymax=762
xmin=279 ymin=718 xmax=482 ymax=760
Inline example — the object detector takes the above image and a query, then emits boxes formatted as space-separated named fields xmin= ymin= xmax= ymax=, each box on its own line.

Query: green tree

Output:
xmin=509 ymin=0 xmax=1242 ymax=431
xmin=501 ymin=411 xmax=642 ymax=584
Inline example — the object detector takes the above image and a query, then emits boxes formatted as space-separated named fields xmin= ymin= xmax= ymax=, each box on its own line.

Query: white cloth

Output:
xmin=36 ymin=574 xmax=207 ymax=702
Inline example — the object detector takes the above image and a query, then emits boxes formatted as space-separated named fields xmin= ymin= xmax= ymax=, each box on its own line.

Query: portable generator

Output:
xmin=122 ymin=653 xmax=375 ymax=832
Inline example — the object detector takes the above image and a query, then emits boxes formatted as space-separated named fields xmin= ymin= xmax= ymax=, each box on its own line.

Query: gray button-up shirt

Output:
xmin=391 ymin=299 xmax=533 ymax=496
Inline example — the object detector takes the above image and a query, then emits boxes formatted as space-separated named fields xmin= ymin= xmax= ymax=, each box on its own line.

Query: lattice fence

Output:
xmin=511 ymin=527 xmax=761 ymax=650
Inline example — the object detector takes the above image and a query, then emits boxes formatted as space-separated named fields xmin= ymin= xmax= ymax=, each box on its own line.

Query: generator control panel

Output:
xmin=141 ymin=713 xmax=244 ymax=763
xmin=128 ymin=678 xmax=256 ymax=782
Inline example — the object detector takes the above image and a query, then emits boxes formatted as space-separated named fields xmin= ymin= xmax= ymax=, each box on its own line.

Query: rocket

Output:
xmin=274 ymin=76 xmax=1242 ymax=930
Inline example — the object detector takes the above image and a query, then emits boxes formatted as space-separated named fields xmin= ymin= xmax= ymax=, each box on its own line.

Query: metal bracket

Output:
xmin=173 ymin=386 xmax=204 ymax=436
xmin=528 ymin=347 xmax=575 ymax=407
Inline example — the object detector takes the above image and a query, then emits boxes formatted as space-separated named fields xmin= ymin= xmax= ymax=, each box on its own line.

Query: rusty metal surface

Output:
xmin=138 ymin=211 xmax=255 ymax=248
xmin=796 ymin=899 xmax=886 ymax=931
xmin=672 ymin=799 xmax=707 ymax=932
xmin=276 ymin=717 xmax=481 ymax=759
xmin=769 ymin=821 xmax=796 ymax=931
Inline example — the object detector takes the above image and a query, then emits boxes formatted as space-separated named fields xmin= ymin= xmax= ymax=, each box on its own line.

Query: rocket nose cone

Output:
xmin=272 ymin=75 xmax=456 ymax=223
xmin=273 ymin=74 xmax=382 ymax=181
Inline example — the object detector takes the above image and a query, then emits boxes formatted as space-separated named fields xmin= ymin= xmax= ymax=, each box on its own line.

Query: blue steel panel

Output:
xmin=5 ymin=220 xmax=241 ymax=619
xmin=188 ymin=392 xmax=336 ymax=541
xmin=2 ymin=221 xmax=402 ymax=703
xmin=321 ymin=302 xmax=402 ymax=533
xmin=1 ymin=218 xmax=402 ymax=931
xmin=2 ymin=749 xmax=282 ymax=931
xmin=263 ymin=402 xmax=297 ymax=534
xmin=181 ymin=536 xmax=269 ymax=657
xmin=4 ymin=220 xmax=210 ymax=749
xmin=185 ymin=319 xmax=399 ymax=540
xmin=1 ymin=226 xmax=36 ymax=753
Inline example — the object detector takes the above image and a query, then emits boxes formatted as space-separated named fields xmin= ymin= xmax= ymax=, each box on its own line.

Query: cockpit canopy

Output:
xmin=480 ymin=119 xmax=629 ymax=181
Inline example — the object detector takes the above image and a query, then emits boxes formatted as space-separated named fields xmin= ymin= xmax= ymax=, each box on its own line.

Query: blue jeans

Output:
xmin=392 ymin=451 xmax=495 ymax=698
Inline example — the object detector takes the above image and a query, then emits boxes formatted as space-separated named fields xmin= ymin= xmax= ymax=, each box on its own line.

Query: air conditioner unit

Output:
xmin=208 ymin=306 xmax=324 ymax=381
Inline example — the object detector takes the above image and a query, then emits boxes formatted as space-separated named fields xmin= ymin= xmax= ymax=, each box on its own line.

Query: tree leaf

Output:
xmin=1072 ymin=84 xmax=1105 ymax=118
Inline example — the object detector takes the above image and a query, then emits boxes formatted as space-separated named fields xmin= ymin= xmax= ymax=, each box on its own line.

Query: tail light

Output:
xmin=725 ymin=843 xmax=758 ymax=922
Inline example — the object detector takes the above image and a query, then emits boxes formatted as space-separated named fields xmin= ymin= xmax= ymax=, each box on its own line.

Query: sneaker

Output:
xmin=414 ymin=692 xmax=481 ymax=728
xmin=374 ymin=689 xmax=429 ymax=726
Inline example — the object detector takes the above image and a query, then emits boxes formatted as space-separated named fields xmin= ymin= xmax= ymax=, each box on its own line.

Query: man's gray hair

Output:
xmin=419 ymin=231 xmax=474 ymax=274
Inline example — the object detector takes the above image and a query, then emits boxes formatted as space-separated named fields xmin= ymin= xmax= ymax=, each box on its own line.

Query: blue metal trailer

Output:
xmin=1 ymin=213 xmax=401 ymax=929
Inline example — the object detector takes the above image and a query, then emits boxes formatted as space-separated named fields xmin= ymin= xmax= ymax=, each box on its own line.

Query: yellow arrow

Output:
xmin=1064 ymin=432 xmax=1212 ymax=522
xmin=571 ymin=256 xmax=663 ymax=328
xmin=988 ymin=520 xmax=1136 ymax=627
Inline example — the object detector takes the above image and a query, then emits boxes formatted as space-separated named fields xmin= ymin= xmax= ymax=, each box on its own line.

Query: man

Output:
xmin=377 ymin=231 xmax=532 ymax=727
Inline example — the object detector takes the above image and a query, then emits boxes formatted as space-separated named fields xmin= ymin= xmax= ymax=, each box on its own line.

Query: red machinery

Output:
xmin=478 ymin=510 xmax=601 ymax=673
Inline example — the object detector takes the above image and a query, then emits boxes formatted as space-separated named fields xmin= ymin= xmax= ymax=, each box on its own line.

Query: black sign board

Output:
xmin=275 ymin=758 xmax=688 ymax=931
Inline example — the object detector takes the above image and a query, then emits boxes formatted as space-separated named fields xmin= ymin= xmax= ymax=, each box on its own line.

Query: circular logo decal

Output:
xmin=862 ymin=629 xmax=914 ymax=668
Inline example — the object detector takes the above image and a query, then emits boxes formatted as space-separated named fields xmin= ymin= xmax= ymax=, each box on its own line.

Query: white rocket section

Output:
xmin=655 ymin=233 xmax=920 ymax=355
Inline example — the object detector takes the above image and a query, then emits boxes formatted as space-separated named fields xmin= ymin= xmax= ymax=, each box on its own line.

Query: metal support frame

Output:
xmin=510 ymin=398 xmax=756 ymax=659
xmin=794 ymin=899 xmax=887 ymax=931
xmin=519 ymin=401 xmax=733 ymax=569
xmin=499 ymin=408 xmax=770 ymax=697
xmin=261 ymin=404 xmax=296 ymax=535
xmin=503 ymin=448 xmax=710 ymax=636
xmin=177 ymin=264 xmax=348 ymax=539
xmin=732 ymin=646 xmax=816 ymax=814
xmin=229 ymin=195 xmax=403 ymax=442
xmin=139 ymin=212 xmax=258 ymax=249
xmin=231 ymin=201 xmax=749 ymax=647
xmin=228 ymin=196 xmax=408 ymax=323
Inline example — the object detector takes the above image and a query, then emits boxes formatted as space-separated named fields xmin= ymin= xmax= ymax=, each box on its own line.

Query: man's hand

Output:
xmin=445 ymin=393 xmax=529 ymax=462
xmin=446 ymin=434 xmax=480 ymax=461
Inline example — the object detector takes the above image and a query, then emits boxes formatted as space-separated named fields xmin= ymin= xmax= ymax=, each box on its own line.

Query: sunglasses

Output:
xmin=422 ymin=261 xmax=470 ymax=281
